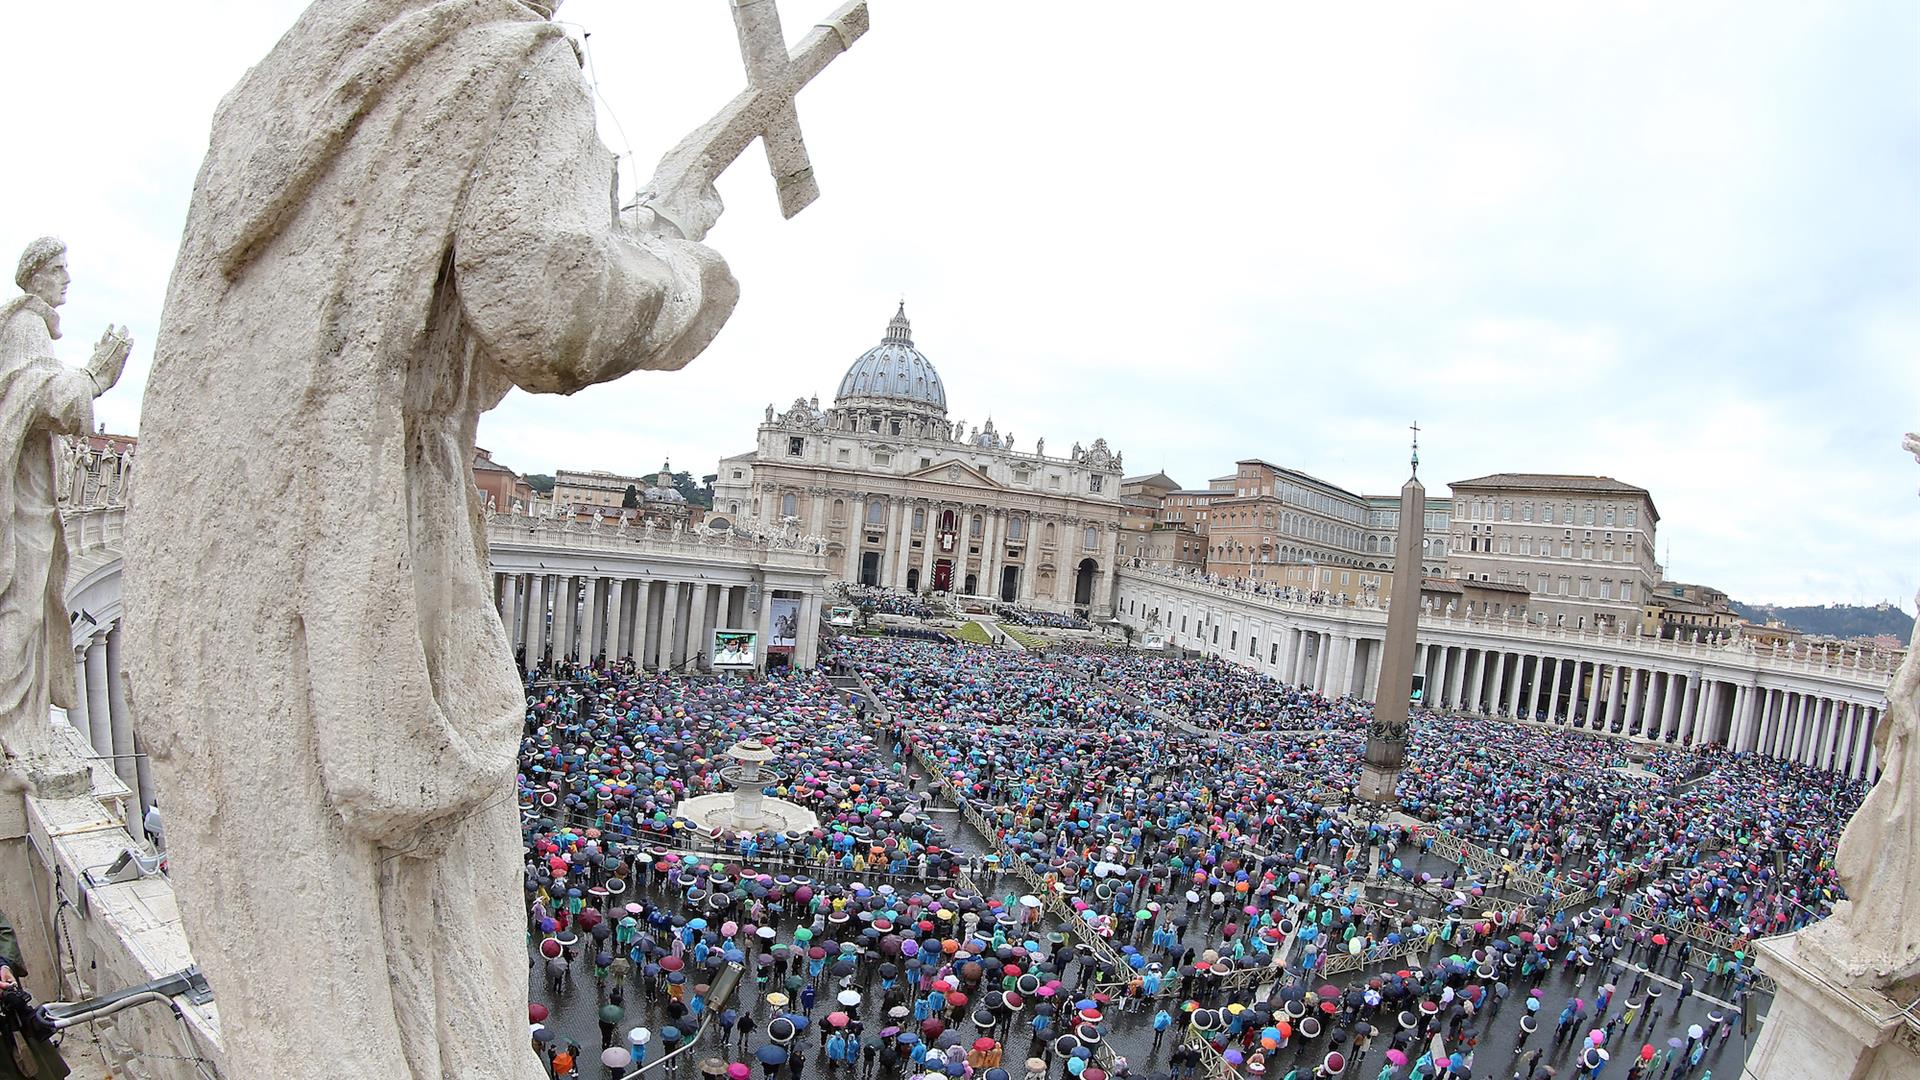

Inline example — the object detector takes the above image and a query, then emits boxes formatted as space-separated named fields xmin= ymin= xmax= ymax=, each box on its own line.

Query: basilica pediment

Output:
xmin=906 ymin=459 xmax=1003 ymax=490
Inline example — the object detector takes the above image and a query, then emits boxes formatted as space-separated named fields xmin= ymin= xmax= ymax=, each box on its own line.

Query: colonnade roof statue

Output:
xmin=123 ymin=1 xmax=870 ymax=1077
xmin=0 ymin=237 xmax=129 ymax=787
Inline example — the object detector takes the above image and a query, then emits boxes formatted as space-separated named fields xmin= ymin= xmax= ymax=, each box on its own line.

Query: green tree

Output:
xmin=524 ymin=473 xmax=555 ymax=494
xmin=622 ymin=483 xmax=640 ymax=508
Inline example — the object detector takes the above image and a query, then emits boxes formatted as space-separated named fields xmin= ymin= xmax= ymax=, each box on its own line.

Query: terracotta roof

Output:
xmin=1450 ymin=472 xmax=1658 ymax=522
xmin=1451 ymin=473 xmax=1647 ymax=495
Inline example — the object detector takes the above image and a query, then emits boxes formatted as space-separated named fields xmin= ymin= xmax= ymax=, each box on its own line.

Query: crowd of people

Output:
xmin=519 ymin=634 xmax=1866 ymax=1079
xmin=998 ymin=607 xmax=1094 ymax=631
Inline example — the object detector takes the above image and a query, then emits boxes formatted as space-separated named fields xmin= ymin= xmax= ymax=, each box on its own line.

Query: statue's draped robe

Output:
xmin=125 ymin=1 xmax=735 ymax=1076
xmin=0 ymin=296 xmax=88 ymax=761
xmin=1808 ymin=620 xmax=1920 ymax=989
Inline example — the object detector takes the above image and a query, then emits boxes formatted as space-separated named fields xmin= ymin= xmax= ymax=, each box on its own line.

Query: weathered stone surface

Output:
xmin=124 ymin=1 xmax=749 ymax=1076
xmin=0 ymin=237 xmax=128 ymax=781
xmin=1792 ymin=432 xmax=1920 ymax=994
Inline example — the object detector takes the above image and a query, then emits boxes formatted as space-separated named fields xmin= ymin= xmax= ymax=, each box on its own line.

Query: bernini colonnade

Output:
xmin=1118 ymin=566 xmax=1896 ymax=780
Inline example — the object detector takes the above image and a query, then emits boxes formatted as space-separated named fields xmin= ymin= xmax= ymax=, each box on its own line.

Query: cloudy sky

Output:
xmin=5 ymin=2 xmax=1915 ymax=607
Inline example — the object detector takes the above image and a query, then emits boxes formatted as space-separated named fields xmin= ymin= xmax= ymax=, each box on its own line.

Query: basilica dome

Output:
xmin=834 ymin=304 xmax=947 ymax=416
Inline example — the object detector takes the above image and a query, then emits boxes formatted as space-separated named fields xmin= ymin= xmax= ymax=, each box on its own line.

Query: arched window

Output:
xmin=1007 ymin=517 xmax=1025 ymax=541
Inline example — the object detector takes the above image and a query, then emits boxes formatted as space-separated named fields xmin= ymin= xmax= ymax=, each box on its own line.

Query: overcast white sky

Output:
xmin=4 ymin=2 xmax=1916 ymax=607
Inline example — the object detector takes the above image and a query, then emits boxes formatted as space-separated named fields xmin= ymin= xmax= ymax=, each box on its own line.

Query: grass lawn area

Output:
xmin=955 ymin=621 xmax=993 ymax=645
xmin=1000 ymin=624 xmax=1046 ymax=649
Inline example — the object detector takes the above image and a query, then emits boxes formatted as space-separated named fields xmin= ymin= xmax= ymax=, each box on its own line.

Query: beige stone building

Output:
xmin=1203 ymin=459 xmax=1454 ymax=582
xmin=1118 ymin=472 xmax=1204 ymax=571
xmin=1446 ymin=472 xmax=1660 ymax=631
xmin=710 ymin=305 xmax=1125 ymax=613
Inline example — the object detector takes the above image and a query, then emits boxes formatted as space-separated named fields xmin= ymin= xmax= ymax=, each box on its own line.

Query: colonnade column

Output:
xmin=104 ymin=623 xmax=142 ymax=835
xmin=605 ymin=579 xmax=627 ymax=658
xmin=1650 ymin=671 xmax=1671 ymax=739
xmin=1485 ymin=652 xmax=1505 ymax=716
xmin=1625 ymin=668 xmax=1645 ymax=734
xmin=587 ymin=577 xmax=608 ymax=659
xmin=658 ymin=581 xmax=680 ymax=670
xmin=1847 ymin=708 xmax=1875 ymax=779
xmin=684 ymin=583 xmax=709 ymax=671
xmin=84 ymin=633 xmax=111 ymax=765
xmin=67 ymin=646 xmax=92 ymax=750
xmin=1507 ymin=655 xmax=1528 ymax=717
xmin=1465 ymin=650 xmax=1486 ymax=714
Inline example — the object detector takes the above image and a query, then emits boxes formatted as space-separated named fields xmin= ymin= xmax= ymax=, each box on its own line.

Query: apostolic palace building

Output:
xmin=710 ymin=305 xmax=1127 ymax=615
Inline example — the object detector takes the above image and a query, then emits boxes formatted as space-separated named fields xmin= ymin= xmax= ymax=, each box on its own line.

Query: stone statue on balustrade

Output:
xmin=124 ymin=1 xmax=870 ymax=1077
xmin=0 ymin=237 xmax=130 ymax=783
xmin=1795 ymin=431 xmax=1920 ymax=994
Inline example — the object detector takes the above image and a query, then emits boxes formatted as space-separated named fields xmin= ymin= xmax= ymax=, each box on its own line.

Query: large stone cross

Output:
xmin=639 ymin=0 xmax=869 ymax=229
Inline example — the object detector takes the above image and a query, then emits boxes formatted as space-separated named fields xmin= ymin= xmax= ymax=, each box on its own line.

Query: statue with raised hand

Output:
xmin=0 ymin=237 xmax=129 ymax=779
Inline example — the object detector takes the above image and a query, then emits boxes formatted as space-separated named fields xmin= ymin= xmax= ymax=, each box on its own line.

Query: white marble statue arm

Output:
xmin=453 ymin=34 xmax=739 ymax=398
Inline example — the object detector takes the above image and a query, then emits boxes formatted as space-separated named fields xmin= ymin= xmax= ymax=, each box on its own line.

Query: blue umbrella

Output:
xmin=756 ymin=1045 xmax=790 ymax=1066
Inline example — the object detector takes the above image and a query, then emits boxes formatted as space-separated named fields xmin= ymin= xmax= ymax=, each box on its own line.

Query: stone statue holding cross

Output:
xmin=124 ymin=1 xmax=867 ymax=1077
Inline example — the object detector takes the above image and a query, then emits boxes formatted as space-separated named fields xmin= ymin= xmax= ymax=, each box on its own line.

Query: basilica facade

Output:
xmin=710 ymin=305 xmax=1125 ymax=615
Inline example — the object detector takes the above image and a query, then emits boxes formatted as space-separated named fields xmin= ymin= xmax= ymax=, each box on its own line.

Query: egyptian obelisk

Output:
xmin=1356 ymin=426 xmax=1424 ymax=804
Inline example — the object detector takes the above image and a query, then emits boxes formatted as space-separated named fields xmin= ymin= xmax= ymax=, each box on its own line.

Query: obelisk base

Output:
xmin=1746 ymin=933 xmax=1920 ymax=1079
xmin=1355 ymin=761 xmax=1401 ymax=805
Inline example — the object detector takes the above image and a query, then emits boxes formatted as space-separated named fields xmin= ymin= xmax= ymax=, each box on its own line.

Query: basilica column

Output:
xmin=893 ymin=501 xmax=915 ymax=590
xmin=919 ymin=503 xmax=940 ymax=592
xmin=847 ymin=495 xmax=868 ymax=582
xmin=808 ymin=488 xmax=827 ymax=538
xmin=979 ymin=510 xmax=999 ymax=598
xmin=879 ymin=501 xmax=902 ymax=589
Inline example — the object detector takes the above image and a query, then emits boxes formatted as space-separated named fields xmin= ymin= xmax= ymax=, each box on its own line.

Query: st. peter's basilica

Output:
xmin=710 ymin=305 xmax=1125 ymax=615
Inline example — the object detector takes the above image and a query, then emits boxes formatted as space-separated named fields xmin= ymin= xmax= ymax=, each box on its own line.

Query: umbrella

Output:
xmin=756 ymin=1046 xmax=789 ymax=1066
xmin=827 ymin=1012 xmax=850 ymax=1028
xmin=839 ymin=990 xmax=863 ymax=1007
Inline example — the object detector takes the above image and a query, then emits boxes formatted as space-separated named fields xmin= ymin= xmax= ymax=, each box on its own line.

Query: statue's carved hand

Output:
xmin=87 ymin=325 xmax=132 ymax=391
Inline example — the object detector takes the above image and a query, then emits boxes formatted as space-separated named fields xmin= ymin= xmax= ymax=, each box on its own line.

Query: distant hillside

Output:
xmin=1729 ymin=600 xmax=1913 ymax=641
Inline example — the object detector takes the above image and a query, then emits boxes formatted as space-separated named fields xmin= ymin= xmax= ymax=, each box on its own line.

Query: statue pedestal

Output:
xmin=1748 ymin=933 xmax=1920 ymax=1079
xmin=1354 ymin=762 xmax=1400 ymax=804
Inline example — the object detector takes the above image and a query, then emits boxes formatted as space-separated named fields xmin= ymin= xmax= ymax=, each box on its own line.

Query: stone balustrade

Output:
xmin=1119 ymin=565 xmax=1896 ymax=779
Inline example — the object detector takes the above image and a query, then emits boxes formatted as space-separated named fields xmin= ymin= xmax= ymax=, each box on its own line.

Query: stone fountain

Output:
xmin=677 ymin=738 xmax=819 ymax=835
